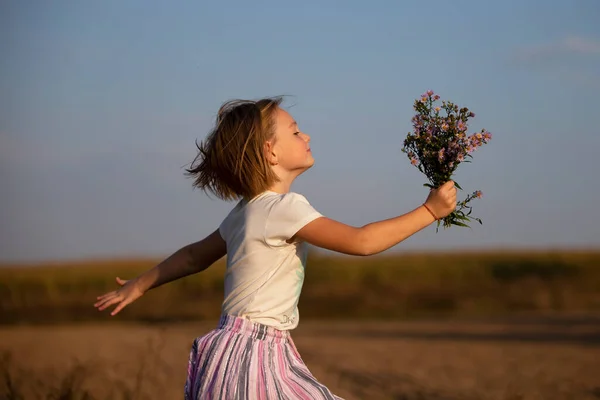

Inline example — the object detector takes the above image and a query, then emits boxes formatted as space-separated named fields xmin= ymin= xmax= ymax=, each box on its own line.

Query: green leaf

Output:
xmin=423 ymin=183 xmax=435 ymax=189
xmin=454 ymin=181 xmax=463 ymax=190
xmin=452 ymin=221 xmax=471 ymax=228
xmin=453 ymin=214 xmax=470 ymax=221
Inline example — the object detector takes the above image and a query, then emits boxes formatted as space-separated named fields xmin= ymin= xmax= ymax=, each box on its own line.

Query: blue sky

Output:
xmin=1 ymin=1 xmax=599 ymax=263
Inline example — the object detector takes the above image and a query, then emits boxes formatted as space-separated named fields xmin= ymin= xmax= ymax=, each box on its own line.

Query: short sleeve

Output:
xmin=218 ymin=200 xmax=243 ymax=243
xmin=264 ymin=193 xmax=323 ymax=247
xmin=218 ymin=218 xmax=227 ymax=242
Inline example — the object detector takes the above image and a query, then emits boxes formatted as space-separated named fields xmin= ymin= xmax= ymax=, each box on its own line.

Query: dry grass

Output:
xmin=1 ymin=317 xmax=600 ymax=399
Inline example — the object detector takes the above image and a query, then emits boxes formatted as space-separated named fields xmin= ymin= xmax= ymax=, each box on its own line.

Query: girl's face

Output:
xmin=268 ymin=108 xmax=314 ymax=175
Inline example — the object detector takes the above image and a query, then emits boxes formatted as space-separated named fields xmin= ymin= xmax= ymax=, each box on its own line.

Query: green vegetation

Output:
xmin=1 ymin=250 xmax=599 ymax=325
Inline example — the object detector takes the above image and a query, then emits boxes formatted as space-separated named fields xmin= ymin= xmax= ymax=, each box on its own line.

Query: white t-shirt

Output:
xmin=218 ymin=191 xmax=323 ymax=330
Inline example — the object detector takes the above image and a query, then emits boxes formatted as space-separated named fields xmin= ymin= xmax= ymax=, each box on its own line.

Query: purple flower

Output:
xmin=404 ymin=91 xmax=492 ymax=230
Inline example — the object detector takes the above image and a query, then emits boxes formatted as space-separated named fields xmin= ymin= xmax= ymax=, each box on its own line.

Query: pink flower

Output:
xmin=434 ymin=107 xmax=441 ymax=112
xmin=475 ymin=191 xmax=483 ymax=199
xmin=411 ymin=158 xmax=418 ymax=166
xmin=442 ymin=123 xmax=449 ymax=130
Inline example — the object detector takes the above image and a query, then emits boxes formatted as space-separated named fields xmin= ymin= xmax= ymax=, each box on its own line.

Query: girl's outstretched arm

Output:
xmin=294 ymin=181 xmax=457 ymax=256
xmin=94 ymin=228 xmax=226 ymax=315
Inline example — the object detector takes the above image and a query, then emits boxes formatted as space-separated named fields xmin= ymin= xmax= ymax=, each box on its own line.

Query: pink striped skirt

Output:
xmin=184 ymin=314 xmax=343 ymax=399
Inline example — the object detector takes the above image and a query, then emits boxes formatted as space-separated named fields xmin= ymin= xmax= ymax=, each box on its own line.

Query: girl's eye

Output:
xmin=293 ymin=131 xmax=300 ymax=135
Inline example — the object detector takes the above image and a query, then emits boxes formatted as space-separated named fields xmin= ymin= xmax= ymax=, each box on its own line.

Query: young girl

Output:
xmin=94 ymin=97 xmax=457 ymax=399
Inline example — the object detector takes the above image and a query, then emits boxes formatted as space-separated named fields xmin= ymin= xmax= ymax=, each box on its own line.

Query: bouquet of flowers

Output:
xmin=402 ymin=90 xmax=492 ymax=231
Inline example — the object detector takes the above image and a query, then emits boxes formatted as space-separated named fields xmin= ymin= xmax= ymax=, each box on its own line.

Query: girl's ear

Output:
xmin=264 ymin=140 xmax=278 ymax=165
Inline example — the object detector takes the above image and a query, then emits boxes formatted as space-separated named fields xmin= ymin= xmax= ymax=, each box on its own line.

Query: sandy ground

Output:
xmin=1 ymin=316 xmax=600 ymax=400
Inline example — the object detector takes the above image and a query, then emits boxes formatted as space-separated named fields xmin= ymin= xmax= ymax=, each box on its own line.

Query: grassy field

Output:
xmin=1 ymin=250 xmax=599 ymax=399
xmin=1 ymin=318 xmax=600 ymax=399
xmin=1 ymin=250 xmax=599 ymax=324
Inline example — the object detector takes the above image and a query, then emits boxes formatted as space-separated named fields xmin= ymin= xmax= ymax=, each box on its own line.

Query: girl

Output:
xmin=94 ymin=97 xmax=457 ymax=399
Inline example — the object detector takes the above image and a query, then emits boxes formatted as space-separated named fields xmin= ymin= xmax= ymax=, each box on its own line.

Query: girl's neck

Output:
xmin=268 ymin=181 xmax=293 ymax=194
xmin=268 ymin=170 xmax=300 ymax=194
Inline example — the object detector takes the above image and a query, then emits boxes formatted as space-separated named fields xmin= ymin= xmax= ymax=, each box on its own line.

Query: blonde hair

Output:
xmin=186 ymin=97 xmax=283 ymax=201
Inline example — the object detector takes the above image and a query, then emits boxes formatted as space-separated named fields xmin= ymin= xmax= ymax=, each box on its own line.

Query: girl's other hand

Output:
xmin=94 ymin=277 xmax=145 ymax=316
xmin=424 ymin=181 xmax=457 ymax=219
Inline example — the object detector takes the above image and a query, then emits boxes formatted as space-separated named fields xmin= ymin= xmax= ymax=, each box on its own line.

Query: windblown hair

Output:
xmin=186 ymin=97 xmax=283 ymax=201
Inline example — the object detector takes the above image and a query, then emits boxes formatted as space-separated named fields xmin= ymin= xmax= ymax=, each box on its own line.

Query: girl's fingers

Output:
xmin=96 ymin=299 xmax=115 ymax=311
xmin=96 ymin=291 xmax=116 ymax=301
xmin=98 ymin=298 xmax=121 ymax=311
xmin=96 ymin=291 xmax=117 ymax=302
xmin=96 ymin=295 xmax=121 ymax=310
xmin=94 ymin=295 xmax=113 ymax=307
xmin=111 ymin=301 xmax=128 ymax=316
xmin=95 ymin=297 xmax=114 ymax=309
xmin=95 ymin=279 xmax=127 ymax=302
xmin=94 ymin=278 xmax=136 ymax=315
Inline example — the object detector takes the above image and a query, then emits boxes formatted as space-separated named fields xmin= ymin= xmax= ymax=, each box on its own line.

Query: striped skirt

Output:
xmin=184 ymin=314 xmax=343 ymax=400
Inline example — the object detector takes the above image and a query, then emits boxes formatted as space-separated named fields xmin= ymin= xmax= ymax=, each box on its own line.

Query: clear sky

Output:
xmin=1 ymin=1 xmax=599 ymax=263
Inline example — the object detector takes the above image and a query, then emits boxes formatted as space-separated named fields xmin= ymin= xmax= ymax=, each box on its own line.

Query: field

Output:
xmin=1 ymin=250 xmax=600 ymax=399
xmin=1 ymin=318 xmax=600 ymax=400
xmin=2 ymin=250 xmax=600 ymax=324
